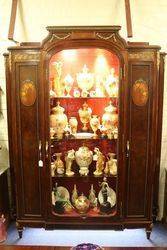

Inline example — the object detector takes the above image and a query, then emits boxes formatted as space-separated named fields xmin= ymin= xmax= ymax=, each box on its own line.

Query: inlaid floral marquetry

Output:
xmin=14 ymin=53 xmax=40 ymax=61
xmin=20 ymin=80 xmax=37 ymax=106
xmin=132 ymin=79 xmax=148 ymax=106
xmin=129 ymin=52 xmax=154 ymax=61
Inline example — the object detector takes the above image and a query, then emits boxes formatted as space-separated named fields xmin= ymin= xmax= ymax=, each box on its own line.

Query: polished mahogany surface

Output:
xmin=4 ymin=26 xmax=165 ymax=239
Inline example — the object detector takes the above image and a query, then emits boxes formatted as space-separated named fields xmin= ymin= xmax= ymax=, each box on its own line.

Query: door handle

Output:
xmin=126 ymin=140 xmax=130 ymax=158
xmin=45 ymin=141 xmax=49 ymax=158
xmin=38 ymin=140 xmax=43 ymax=168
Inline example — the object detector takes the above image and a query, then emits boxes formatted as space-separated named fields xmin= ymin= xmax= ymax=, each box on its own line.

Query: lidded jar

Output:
xmin=102 ymin=101 xmax=118 ymax=129
xmin=50 ymin=102 xmax=68 ymax=139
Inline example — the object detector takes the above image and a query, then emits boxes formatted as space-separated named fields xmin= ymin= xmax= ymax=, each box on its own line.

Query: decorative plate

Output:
xmin=52 ymin=186 xmax=70 ymax=205
xmin=98 ymin=187 xmax=116 ymax=208
xmin=74 ymin=132 xmax=94 ymax=139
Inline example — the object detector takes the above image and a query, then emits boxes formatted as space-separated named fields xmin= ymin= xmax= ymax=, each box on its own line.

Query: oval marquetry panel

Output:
xmin=20 ymin=80 xmax=37 ymax=106
xmin=132 ymin=79 xmax=148 ymax=107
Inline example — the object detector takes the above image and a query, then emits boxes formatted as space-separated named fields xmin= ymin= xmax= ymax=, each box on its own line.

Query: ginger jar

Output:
xmin=50 ymin=102 xmax=68 ymax=139
xmin=102 ymin=101 xmax=118 ymax=130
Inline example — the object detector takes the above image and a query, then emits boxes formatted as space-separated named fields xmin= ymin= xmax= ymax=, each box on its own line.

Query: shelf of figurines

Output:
xmin=52 ymin=174 xmax=117 ymax=179
xmin=51 ymin=177 xmax=117 ymax=217
xmin=50 ymin=99 xmax=118 ymax=142
xmin=50 ymin=96 xmax=118 ymax=102
xmin=51 ymin=146 xmax=117 ymax=178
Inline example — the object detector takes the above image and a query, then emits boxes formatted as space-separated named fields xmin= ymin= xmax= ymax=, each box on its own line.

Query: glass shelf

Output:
xmin=52 ymin=207 xmax=117 ymax=218
xmin=50 ymin=136 xmax=117 ymax=143
xmin=50 ymin=96 xmax=118 ymax=100
xmin=52 ymin=174 xmax=117 ymax=179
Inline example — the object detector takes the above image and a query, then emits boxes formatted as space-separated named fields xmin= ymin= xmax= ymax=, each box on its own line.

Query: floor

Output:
xmin=3 ymin=223 xmax=167 ymax=247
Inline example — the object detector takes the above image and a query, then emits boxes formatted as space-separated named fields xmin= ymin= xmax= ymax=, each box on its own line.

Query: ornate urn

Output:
xmin=75 ymin=145 xmax=93 ymax=176
xmin=74 ymin=193 xmax=90 ymax=214
xmin=102 ymin=101 xmax=118 ymax=130
xmin=50 ymin=102 xmax=68 ymax=139
xmin=78 ymin=102 xmax=92 ymax=131
xmin=76 ymin=64 xmax=94 ymax=97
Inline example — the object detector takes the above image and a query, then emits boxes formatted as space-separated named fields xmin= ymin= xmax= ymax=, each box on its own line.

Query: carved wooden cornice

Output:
xmin=42 ymin=26 xmax=127 ymax=50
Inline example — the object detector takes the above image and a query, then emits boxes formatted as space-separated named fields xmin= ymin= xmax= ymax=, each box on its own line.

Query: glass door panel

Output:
xmin=49 ymin=48 xmax=120 ymax=217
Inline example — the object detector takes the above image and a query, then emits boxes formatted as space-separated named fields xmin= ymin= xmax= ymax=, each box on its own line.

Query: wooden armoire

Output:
xmin=4 ymin=26 xmax=166 ymax=239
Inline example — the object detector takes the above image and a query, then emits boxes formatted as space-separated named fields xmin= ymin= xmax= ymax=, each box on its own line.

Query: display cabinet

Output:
xmin=4 ymin=26 xmax=166 ymax=239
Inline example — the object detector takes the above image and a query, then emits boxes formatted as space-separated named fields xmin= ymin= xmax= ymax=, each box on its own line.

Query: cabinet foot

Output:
xmin=146 ymin=223 xmax=153 ymax=239
xmin=16 ymin=222 xmax=23 ymax=238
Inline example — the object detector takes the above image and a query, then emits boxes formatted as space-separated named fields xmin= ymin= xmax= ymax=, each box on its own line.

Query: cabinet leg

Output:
xmin=146 ymin=223 xmax=153 ymax=239
xmin=16 ymin=222 xmax=23 ymax=239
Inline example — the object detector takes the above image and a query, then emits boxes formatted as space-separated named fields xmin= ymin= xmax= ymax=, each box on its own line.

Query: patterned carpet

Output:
xmin=3 ymin=222 xmax=167 ymax=247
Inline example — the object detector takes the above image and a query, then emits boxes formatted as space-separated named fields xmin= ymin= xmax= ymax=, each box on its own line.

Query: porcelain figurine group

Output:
xmin=50 ymin=101 xmax=118 ymax=140
xmin=50 ymin=63 xmax=118 ymax=98
xmin=53 ymin=177 xmax=116 ymax=215
xmin=51 ymin=145 xmax=117 ymax=177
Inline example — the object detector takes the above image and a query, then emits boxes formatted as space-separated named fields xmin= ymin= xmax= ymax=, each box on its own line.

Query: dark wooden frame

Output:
xmin=4 ymin=26 xmax=165 ymax=239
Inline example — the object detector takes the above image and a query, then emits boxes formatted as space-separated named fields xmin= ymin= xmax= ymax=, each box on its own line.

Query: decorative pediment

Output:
xmin=42 ymin=26 xmax=127 ymax=50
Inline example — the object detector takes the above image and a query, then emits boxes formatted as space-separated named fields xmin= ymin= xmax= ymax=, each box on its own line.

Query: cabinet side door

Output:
xmin=126 ymin=60 xmax=155 ymax=219
xmin=14 ymin=59 xmax=44 ymax=219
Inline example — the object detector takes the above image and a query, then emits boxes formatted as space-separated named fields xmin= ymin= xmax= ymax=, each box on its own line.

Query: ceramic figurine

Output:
xmin=69 ymin=117 xmax=78 ymax=135
xmin=78 ymin=102 xmax=92 ymax=131
xmin=65 ymin=149 xmax=75 ymax=176
xmin=74 ymin=193 xmax=90 ymax=214
xmin=99 ymin=124 xmax=107 ymax=138
xmin=64 ymin=124 xmax=71 ymax=138
xmin=53 ymin=153 xmax=64 ymax=175
xmin=90 ymin=90 xmax=96 ymax=97
xmin=106 ymin=128 xmax=114 ymax=140
xmin=71 ymin=184 xmax=78 ymax=205
xmin=89 ymin=184 xmax=97 ymax=208
xmin=50 ymin=102 xmax=68 ymax=139
xmin=51 ymin=161 xmax=56 ymax=177
xmin=105 ymin=68 xmax=118 ymax=97
xmin=75 ymin=145 xmax=93 ymax=176
xmin=93 ymin=148 xmax=105 ymax=176
xmin=49 ymin=78 xmax=56 ymax=98
xmin=90 ymin=115 xmax=100 ymax=138
xmin=110 ymin=159 xmax=117 ymax=176
xmin=52 ymin=61 xmax=64 ymax=97
xmin=99 ymin=178 xmax=112 ymax=214
xmin=105 ymin=153 xmax=117 ymax=176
